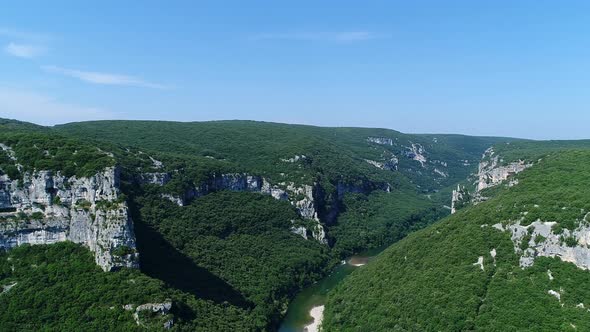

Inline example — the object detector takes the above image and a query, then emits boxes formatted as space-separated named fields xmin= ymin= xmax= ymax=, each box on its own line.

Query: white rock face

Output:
xmin=145 ymin=170 xmax=389 ymax=246
xmin=137 ymin=172 xmax=171 ymax=186
xmin=126 ymin=300 xmax=173 ymax=329
xmin=0 ymin=144 xmax=21 ymax=172
xmin=290 ymin=224 xmax=308 ymax=240
xmin=434 ymin=168 xmax=448 ymax=178
xmin=494 ymin=220 xmax=590 ymax=270
xmin=364 ymin=155 xmax=398 ymax=171
xmin=310 ymin=222 xmax=326 ymax=243
xmin=154 ymin=173 xmax=328 ymax=244
xmin=188 ymin=173 xmax=267 ymax=200
xmin=406 ymin=143 xmax=427 ymax=167
xmin=367 ymin=136 xmax=394 ymax=146
xmin=477 ymin=148 xmax=531 ymax=191
xmin=451 ymin=147 xmax=530 ymax=214
xmin=1 ymin=282 xmax=17 ymax=294
xmin=548 ymin=290 xmax=561 ymax=301
xmin=149 ymin=156 xmax=164 ymax=169
xmin=365 ymin=159 xmax=385 ymax=169
xmin=451 ymin=185 xmax=467 ymax=214
xmin=281 ymin=155 xmax=307 ymax=163
xmin=473 ymin=256 xmax=484 ymax=271
xmin=0 ymin=167 xmax=139 ymax=271
xmin=161 ymin=193 xmax=184 ymax=206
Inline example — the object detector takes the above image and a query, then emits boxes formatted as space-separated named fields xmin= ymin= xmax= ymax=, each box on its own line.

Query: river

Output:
xmin=278 ymin=246 xmax=386 ymax=332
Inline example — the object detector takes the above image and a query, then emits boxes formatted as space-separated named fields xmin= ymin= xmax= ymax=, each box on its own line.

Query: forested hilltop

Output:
xmin=323 ymin=141 xmax=590 ymax=331
xmin=0 ymin=118 xmax=510 ymax=330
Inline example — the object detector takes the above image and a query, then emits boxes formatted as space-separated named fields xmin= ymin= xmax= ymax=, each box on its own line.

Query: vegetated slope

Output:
xmin=52 ymin=120 xmax=512 ymax=329
xmin=0 ymin=243 xmax=171 ymax=331
xmin=0 ymin=119 xmax=114 ymax=179
xmin=0 ymin=121 xmax=266 ymax=331
xmin=323 ymin=144 xmax=590 ymax=332
xmin=130 ymin=189 xmax=333 ymax=329
xmin=0 ymin=118 xmax=510 ymax=330
xmin=55 ymin=120 xmax=511 ymax=253
xmin=0 ymin=243 xmax=268 ymax=331
xmin=56 ymin=120 xmax=506 ymax=188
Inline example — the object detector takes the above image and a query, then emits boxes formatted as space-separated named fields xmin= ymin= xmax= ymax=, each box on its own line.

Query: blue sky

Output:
xmin=1 ymin=1 xmax=590 ymax=139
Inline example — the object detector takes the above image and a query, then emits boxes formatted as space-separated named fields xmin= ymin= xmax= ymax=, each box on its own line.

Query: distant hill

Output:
xmin=56 ymin=120 xmax=515 ymax=254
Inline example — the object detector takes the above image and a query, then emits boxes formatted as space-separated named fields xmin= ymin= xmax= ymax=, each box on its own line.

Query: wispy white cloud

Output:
xmin=4 ymin=42 xmax=46 ymax=58
xmin=1 ymin=27 xmax=49 ymax=59
xmin=250 ymin=31 xmax=380 ymax=42
xmin=0 ymin=87 xmax=117 ymax=125
xmin=41 ymin=65 xmax=169 ymax=89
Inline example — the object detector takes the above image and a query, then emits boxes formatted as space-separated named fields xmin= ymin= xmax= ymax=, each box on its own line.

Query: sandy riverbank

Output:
xmin=303 ymin=305 xmax=324 ymax=332
xmin=347 ymin=256 xmax=369 ymax=266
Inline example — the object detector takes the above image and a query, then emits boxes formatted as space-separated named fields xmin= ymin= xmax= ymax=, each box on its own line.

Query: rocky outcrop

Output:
xmin=365 ymin=155 xmax=398 ymax=171
xmin=367 ymin=137 xmax=394 ymax=146
xmin=316 ymin=180 xmax=391 ymax=234
xmin=125 ymin=300 xmax=174 ymax=329
xmin=0 ymin=167 xmax=139 ymax=271
xmin=405 ymin=143 xmax=427 ymax=167
xmin=367 ymin=137 xmax=429 ymax=167
xmin=290 ymin=224 xmax=308 ymax=240
xmin=153 ymin=172 xmax=392 ymax=245
xmin=281 ymin=155 xmax=307 ymax=163
xmin=153 ymin=173 xmax=327 ymax=243
xmin=161 ymin=193 xmax=183 ymax=206
xmin=450 ymin=185 xmax=466 ymax=214
xmin=185 ymin=174 xmax=266 ymax=202
xmin=465 ymin=148 xmax=590 ymax=272
xmin=451 ymin=147 xmax=531 ymax=214
xmin=493 ymin=219 xmax=590 ymax=270
xmin=137 ymin=172 xmax=171 ymax=186
xmin=0 ymin=144 xmax=20 ymax=170
xmin=434 ymin=168 xmax=448 ymax=178
xmin=149 ymin=156 xmax=164 ymax=169
xmin=477 ymin=148 xmax=531 ymax=191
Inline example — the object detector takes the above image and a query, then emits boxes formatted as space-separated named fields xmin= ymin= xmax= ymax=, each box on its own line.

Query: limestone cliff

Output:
xmin=476 ymin=147 xmax=531 ymax=191
xmin=367 ymin=136 xmax=394 ymax=146
xmin=405 ymin=143 xmax=427 ymax=167
xmin=450 ymin=185 xmax=467 ymax=214
xmin=451 ymin=147 xmax=531 ymax=214
xmin=492 ymin=217 xmax=590 ymax=271
xmin=364 ymin=154 xmax=398 ymax=171
xmin=455 ymin=148 xmax=590 ymax=271
xmin=143 ymin=169 xmax=392 ymax=245
xmin=0 ymin=167 xmax=139 ymax=271
xmin=146 ymin=172 xmax=328 ymax=243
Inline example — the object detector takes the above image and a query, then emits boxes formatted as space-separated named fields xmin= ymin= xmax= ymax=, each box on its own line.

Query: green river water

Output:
xmin=278 ymin=246 xmax=386 ymax=332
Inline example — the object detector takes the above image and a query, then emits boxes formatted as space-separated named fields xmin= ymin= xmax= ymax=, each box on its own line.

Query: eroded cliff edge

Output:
xmin=0 ymin=166 xmax=139 ymax=271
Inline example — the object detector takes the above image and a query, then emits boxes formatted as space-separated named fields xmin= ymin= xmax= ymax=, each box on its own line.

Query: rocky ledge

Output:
xmin=492 ymin=218 xmax=590 ymax=270
xmin=451 ymin=147 xmax=531 ymax=214
xmin=0 ymin=167 xmax=139 ymax=271
xmin=476 ymin=147 xmax=531 ymax=192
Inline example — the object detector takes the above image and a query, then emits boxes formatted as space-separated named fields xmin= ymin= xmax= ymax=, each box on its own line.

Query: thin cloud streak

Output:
xmin=4 ymin=42 xmax=46 ymax=58
xmin=250 ymin=31 xmax=381 ymax=42
xmin=41 ymin=65 xmax=169 ymax=89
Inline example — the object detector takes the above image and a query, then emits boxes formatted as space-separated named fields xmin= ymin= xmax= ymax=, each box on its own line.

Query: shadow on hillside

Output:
xmin=134 ymin=221 xmax=252 ymax=309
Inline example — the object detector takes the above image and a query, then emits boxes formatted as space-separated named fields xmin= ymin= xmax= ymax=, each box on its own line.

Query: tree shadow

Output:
xmin=134 ymin=221 xmax=252 ymax=309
